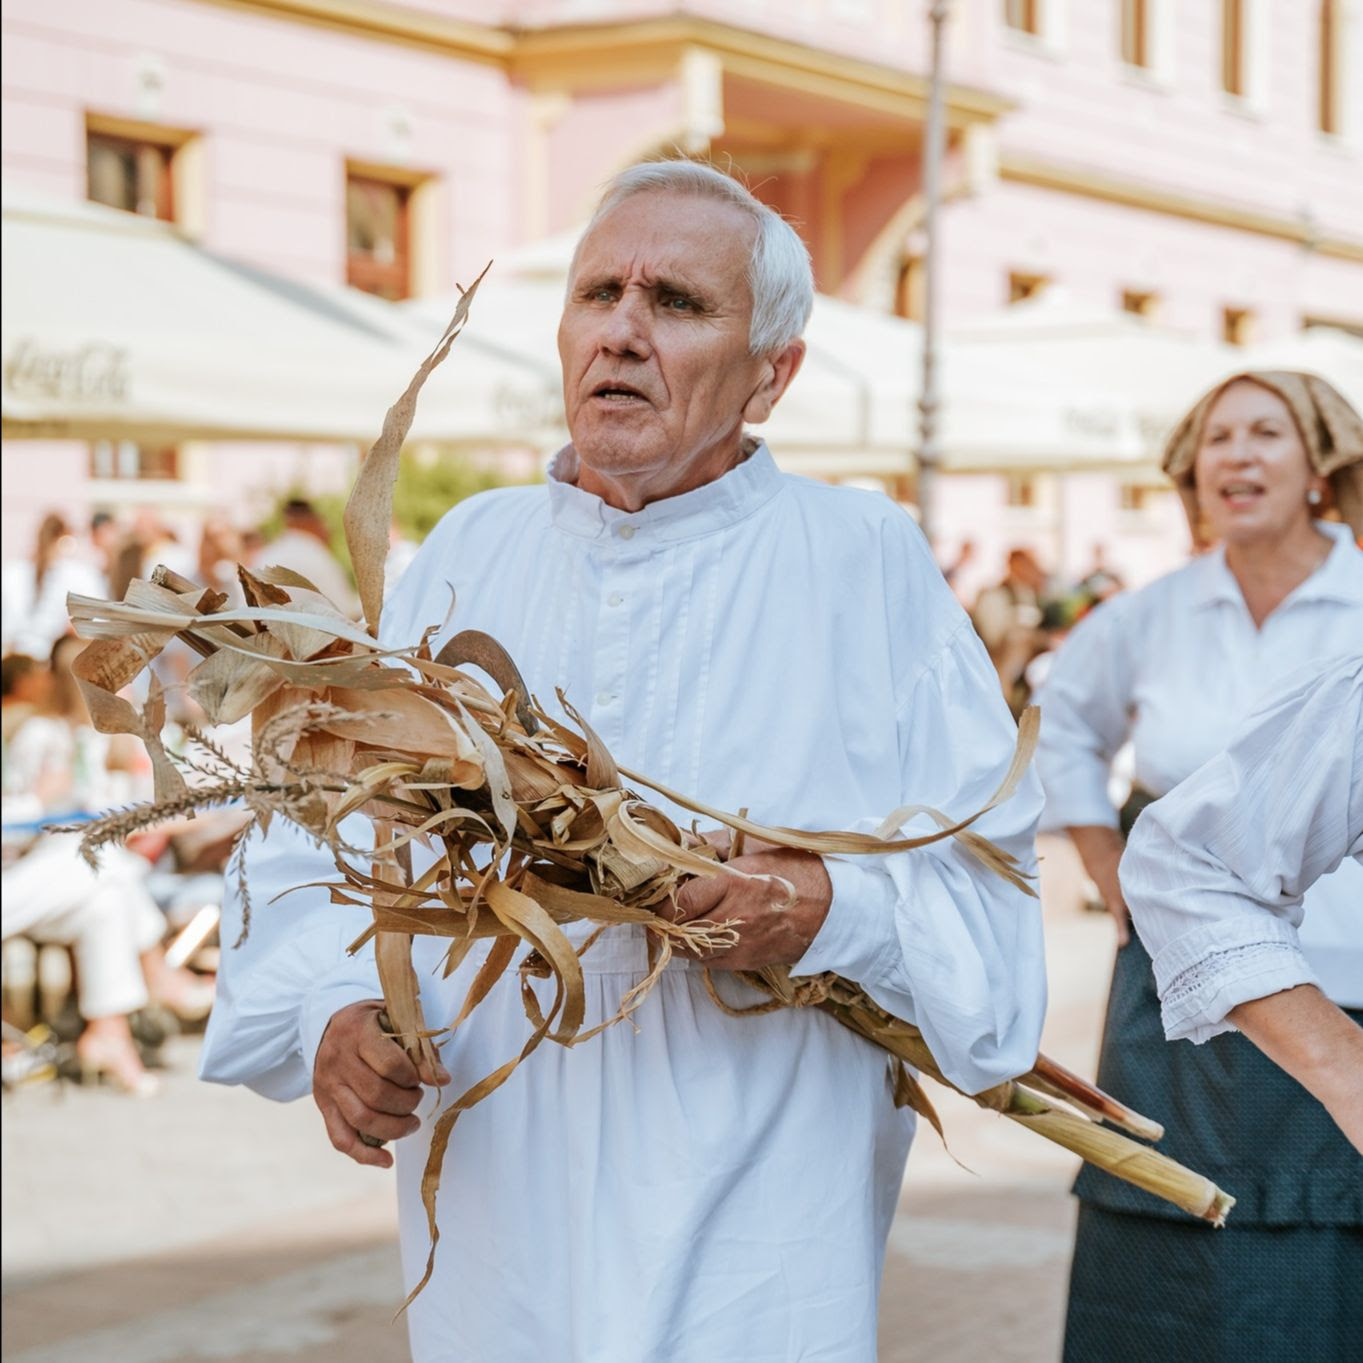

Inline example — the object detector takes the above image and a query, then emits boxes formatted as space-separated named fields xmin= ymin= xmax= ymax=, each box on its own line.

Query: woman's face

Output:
xmin=1193 ymin=380 xmax=1324 ymax=545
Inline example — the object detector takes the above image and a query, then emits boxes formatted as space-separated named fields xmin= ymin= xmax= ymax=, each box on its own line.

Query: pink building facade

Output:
xmin=3 ymin=0 xmax=1361 ymax=593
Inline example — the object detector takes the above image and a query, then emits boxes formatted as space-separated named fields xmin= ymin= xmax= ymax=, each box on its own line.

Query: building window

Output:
xmin=1121 ymin=289 xmax=1160 ymax=319
xmin=346 ymin=172 xmax=412 ymax=300
xmin=1119 ymin=482 xmax=1155 ymax=513
xmin=1008 ymin=271 xmax=1050 ymax=304
xmin=895 ymin=256 xmax=925 ymax=322
xmin=87 ymin=131 xmax=176 ymax=220
xmin=1221 ymin=0 xmax=1247 ymax=95
xmin=1320 ymin=0 xmax=1341 ymax=133
xmin=1120 ymin=0 xmax=1151 ymax=68
xmin=89 ymin=440 xmax=179 ymax=481
xmin=1222 ymin=306 xmax=1256 ymax=346
xmin=1005 ymin=473 xmax=1037 ymax=508
xmin=1003 ymin=0 xmax=1040 ymax=36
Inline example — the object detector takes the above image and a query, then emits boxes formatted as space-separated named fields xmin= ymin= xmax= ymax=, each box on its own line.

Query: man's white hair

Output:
xmin=579 ymin=160 xmax=814 ymax=356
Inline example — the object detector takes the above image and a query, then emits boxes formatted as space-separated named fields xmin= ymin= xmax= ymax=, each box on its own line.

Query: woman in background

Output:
xmin=1037 ymin=371 xmax=1363 ymax=1362
xmin=0 ymin=512 xmax=103 ymax=660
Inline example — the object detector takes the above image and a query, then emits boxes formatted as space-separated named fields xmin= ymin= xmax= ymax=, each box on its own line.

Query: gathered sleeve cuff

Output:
xmin=1151 ymin=916 xmax=1317 ymax=1045
xmin=793 ymin=618 xmax=1047 ymax=1097
xmin=1123 ymin=655 xmax=1363 ymax=1040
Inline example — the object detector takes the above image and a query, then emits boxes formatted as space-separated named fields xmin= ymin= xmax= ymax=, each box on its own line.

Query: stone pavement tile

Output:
xmin=879 ymin=1188 xmax=1075 ymax=1363
xmin=1 ymin=1192 xmax=401 ymax=1361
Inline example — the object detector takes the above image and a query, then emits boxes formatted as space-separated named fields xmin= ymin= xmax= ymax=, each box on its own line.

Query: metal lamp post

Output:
xmin=917 ymin=0 xmax=951 ymax=543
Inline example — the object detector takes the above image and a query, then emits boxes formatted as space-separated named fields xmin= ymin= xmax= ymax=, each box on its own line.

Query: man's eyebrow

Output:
xmin=571 ymin=269 xmax=713 ymax=304
xmin=653 ymin=274 xmax=712 ymax=303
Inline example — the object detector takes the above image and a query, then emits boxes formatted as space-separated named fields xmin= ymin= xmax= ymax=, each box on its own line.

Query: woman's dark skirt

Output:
xmin=1062 ymin=934 xmax=1363 ymax=1363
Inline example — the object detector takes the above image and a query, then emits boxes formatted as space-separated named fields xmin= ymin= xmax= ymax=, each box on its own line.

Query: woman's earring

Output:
xmin=1307 ymin=488 xmax=1323 ymax=507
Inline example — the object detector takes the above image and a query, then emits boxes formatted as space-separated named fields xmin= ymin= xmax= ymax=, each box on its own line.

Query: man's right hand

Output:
xmin=312 ymin=1000 xmax=451 ymax=1169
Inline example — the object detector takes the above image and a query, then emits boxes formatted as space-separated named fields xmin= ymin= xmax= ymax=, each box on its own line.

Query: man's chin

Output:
xmin=571 ymin=434 xmax=666 ymax=480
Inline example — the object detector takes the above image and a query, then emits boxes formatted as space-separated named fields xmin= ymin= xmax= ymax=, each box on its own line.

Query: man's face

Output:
xmin=557 ymin=191 xmax=798 ymax=510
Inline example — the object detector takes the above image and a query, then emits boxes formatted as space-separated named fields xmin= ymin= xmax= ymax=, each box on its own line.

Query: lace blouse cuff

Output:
xmin=1152 ymin=916 xmax=1318 ymax=1045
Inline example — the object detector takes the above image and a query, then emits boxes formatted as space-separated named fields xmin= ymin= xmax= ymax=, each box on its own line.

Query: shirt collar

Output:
xmin=545 ymin=438 xmax=785 ymax=543
xmin=1193 ymin=519 xmax=1363 ymax=609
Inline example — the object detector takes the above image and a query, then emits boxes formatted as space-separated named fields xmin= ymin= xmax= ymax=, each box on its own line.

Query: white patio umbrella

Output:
xmin=1 ymin=182 xmax=548 ymax=446
xmin=1236 ymin=326 xmax=1363 ymax=406
xmin=942 ymin=292 xmax=1239 ymax=472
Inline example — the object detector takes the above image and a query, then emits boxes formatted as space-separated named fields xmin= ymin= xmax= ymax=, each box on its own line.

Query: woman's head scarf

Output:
xmin=1161 ymin=371 xmax=1363 ymax=544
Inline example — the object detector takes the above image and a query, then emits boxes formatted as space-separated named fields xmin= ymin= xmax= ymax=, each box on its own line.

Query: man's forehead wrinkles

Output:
xmin=576 ymin=253 xmax=711 ymax=294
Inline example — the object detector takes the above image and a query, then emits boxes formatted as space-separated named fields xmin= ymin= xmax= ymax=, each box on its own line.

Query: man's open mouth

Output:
xmin=591 ymin=382 xmax=648 ymax=403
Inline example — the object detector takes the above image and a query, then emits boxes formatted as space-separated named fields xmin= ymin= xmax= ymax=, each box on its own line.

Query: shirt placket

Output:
xmin=590 ymin=520 xmax=642 ymax=753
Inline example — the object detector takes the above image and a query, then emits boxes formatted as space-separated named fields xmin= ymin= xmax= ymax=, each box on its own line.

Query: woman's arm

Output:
xmin=1066 ymin=824 xmax=1130 ymax=945
xmin=1230 ymin=986 xmax=1363 ymax=1154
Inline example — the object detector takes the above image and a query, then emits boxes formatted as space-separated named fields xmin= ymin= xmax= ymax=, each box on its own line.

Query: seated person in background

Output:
xmin=1 ymin=637 xmax=213 ymax=1094
xmin=1122 ymin=654 xmax=1363 ymax=1152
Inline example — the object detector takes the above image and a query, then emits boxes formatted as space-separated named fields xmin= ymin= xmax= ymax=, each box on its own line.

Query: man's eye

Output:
xmin=663 ymin=295 xmax=696 ymax=312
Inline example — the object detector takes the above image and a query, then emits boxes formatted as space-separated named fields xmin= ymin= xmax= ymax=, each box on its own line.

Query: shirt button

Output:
xmin=618 ymin=524 xmax=636 ymax=540
xmin=607 ymin=593 xmax=624 ymax=607
xmin=595 ymin=691 xmax=613 ymax=706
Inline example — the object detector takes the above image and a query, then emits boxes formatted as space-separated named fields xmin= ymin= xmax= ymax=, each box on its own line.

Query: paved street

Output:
xmin=2 ymin=837 xmax=1111 ymax=1363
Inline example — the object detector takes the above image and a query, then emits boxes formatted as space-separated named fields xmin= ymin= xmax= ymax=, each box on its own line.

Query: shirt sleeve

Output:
xmin=1121 ymin=656 xmax=1363 ymax=1044
xmin=1034 ymin=596 xmax=1136 ymax=833
xmin=198 ymin=816 xmax=382 ymax=1100
xmin=790 ymin=616 xmax=1047 ymax=1096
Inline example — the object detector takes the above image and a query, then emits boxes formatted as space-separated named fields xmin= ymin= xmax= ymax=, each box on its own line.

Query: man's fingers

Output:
xmin=333 ymin=1083 xmax=423 ymax=1143
xmin=669 ymin=872 xmax=730 ymax=924
xmin=356 ymin=1023 xmax=424 ymax=1088
xmin=318 ymin=1095 xmax=394 ymax=1169
xmin=348 ymin=1066 xmax=426 ymax=1116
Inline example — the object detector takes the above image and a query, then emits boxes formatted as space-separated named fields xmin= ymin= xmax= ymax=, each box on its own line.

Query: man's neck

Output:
xmin=574 ymin=437 xmax=755 ymax=512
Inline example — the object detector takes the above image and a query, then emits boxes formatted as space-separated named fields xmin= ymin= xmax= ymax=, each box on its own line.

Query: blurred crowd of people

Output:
xmin=0 ymin=496 xmax=371 ymax=1096
xmin=961 ymin=541 xmax=1126 ymax=718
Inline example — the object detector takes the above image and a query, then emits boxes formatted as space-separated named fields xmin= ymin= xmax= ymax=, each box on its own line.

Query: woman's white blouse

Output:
xmin=1037 ymin=522 xmax=1363 ymax=1010
xmin=1121 ymin=656 xmax=1363 ymax=1042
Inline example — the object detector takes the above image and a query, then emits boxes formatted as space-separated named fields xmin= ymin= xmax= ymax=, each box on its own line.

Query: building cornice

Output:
xmin=193 ymin=0 xmax=513 ymax=63
xmin=194 ymin=2 xmax=1009 ymax=125
xmin=1000 ymin=153 xmax=1363 ymax=263
xmin=509 ymin=17 xmax=1011 ymax=128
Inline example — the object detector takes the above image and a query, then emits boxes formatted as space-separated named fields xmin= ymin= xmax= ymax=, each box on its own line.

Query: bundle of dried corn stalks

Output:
xmin=65 ymin=274 xmax=1233 ymax=1302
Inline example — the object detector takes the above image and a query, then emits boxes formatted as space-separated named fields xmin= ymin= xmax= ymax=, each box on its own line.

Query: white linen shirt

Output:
xmin=1121 ymin=654 xmax=1363 ymax=1043
xmin=1037 ymin=521 xmax=1363 ymax=1009
xmin=200 ymin=444 xmax=1045 ymax=1363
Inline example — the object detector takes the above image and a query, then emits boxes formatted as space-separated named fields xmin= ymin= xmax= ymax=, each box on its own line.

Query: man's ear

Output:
xmin=742 ymin=340 xmax=806 ymax=425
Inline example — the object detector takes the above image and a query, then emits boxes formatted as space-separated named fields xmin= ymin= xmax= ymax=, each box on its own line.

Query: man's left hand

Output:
xmin=666 ymin=848 xmax=832 ymax=972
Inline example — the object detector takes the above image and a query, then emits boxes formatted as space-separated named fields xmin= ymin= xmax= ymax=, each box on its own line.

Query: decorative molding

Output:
xmin=512 ymin=17 xmax=1011 ymax=128
xmin=192 ymin=0 xmax=512 ymax=63
xmin=194 ymin=3 xmax=1009 ymax=127
xmin=998 ymin=153 xmax=1363 ymax=262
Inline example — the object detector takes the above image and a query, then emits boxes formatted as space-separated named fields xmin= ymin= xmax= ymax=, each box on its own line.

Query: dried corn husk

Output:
xmin=64 ymin=275 xmax=1234 ymax=1307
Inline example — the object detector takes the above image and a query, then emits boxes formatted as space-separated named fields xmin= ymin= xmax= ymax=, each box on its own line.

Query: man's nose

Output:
xmin=599 ymin=290 xmax=652 ymax=358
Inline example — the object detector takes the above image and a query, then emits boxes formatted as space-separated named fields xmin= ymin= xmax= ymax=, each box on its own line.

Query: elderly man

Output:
xmin=201 ymin=162 xmax=1046 ymax=1363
